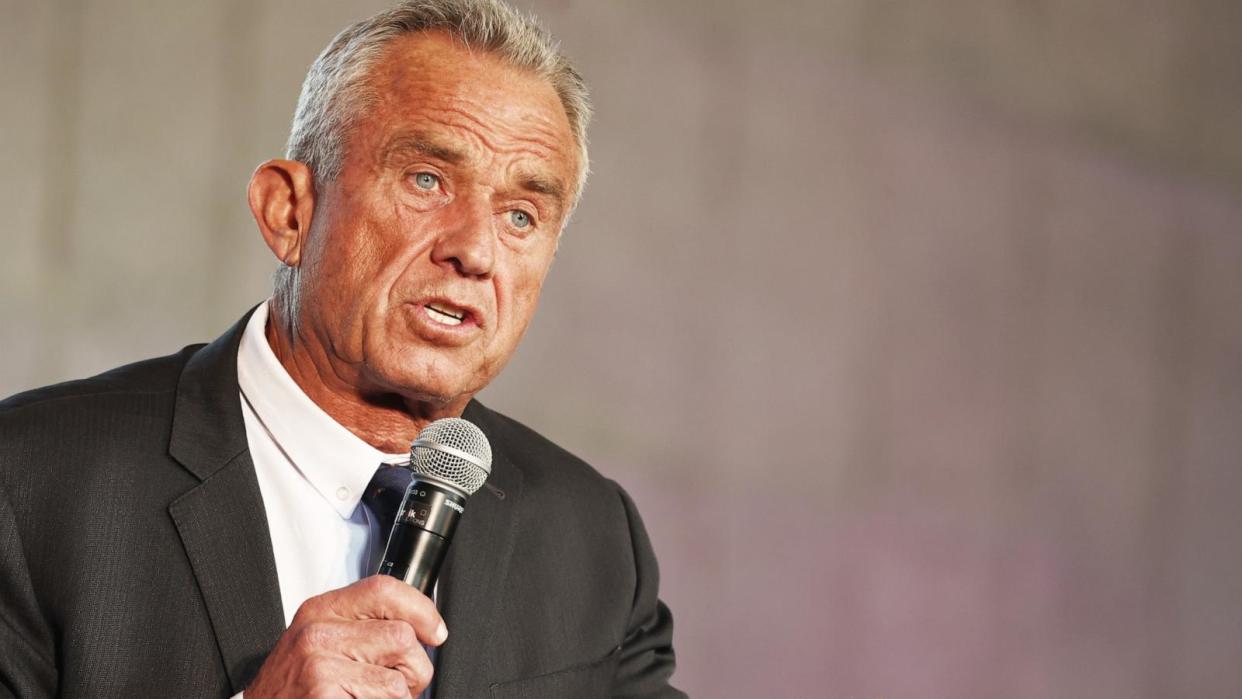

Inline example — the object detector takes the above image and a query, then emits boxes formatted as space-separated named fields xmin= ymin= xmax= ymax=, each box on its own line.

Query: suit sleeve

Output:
xmin=0 ymin=485 xmax=57 ymax=698
xmin=610 ymin=484 xmax=687 ymax=699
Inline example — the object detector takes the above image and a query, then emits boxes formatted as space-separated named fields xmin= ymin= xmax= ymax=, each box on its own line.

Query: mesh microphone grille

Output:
xmin=410 ymin=417 xmax=492 ymax=496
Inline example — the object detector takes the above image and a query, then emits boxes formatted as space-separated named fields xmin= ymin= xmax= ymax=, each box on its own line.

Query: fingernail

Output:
xmin=435 ymin=621 xmax=448 ymax=644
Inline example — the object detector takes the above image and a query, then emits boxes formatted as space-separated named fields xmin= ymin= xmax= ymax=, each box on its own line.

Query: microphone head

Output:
xmin=409 ymin=417 xmax=492 ymax=496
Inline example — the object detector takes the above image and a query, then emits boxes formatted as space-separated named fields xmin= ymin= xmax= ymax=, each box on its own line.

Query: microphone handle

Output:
xmin=378 ymin=525 xmax=448 ymax=594
xmin=376 ymin=478 xmax=465 ymax=595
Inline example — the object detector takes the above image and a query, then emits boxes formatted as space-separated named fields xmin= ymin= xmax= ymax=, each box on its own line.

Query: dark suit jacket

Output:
xmin=0 ymin=313 xmax=684 ymax=698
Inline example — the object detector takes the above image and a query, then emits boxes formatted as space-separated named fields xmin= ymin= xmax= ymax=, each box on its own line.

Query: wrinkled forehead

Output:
xmin=357 ymin=32 xmax=581 ymax=190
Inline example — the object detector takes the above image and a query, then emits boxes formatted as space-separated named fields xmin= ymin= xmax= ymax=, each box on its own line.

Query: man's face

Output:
xmin=296 ymin=32 xmax=579 ymax=409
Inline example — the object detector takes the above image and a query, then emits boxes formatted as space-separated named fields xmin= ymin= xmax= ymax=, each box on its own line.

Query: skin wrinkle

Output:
xmin=381 ymin=135 xmax=567 ymax=219
xmin=377 ymin=78 xmax=568 ymax=159
xmin=256 ymin=31 xmax=578 ymax=452
xmin=381 ymin=123 xmax=563 ymax=163
xmin=377 ymin=111 xmax=567 ymax=183
xmin=370 ymin=129 xmax=561 ymax=247
xmin=428 ymin=104 xmax=565 ymax=156
xmin=382 ymin=138 xmax=466 ymax=173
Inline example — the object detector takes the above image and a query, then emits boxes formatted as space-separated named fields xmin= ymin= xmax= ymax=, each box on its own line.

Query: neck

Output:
xmin=263 ymin=299 xmax=465 ymax=453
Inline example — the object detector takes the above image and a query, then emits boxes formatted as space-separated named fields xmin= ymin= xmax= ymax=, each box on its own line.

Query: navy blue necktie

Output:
xmin=362 ymin=464 xmax=414 ymax=536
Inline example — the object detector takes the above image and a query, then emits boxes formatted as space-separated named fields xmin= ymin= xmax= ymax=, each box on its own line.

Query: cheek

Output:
xmin=514 ymin=275 xmax=545 ymax=310
xmin=314 ymin=229 xmax=384 ymax=307
xmin=319 ymin=210 xmax=419 ymax=308
xmin=497 ymin=258 xmax=552 ymax=339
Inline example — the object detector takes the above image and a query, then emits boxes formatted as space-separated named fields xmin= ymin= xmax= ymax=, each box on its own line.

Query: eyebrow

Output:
xmin=382 ymin=133 xmax=569 ymax=211
xmin=381 ymin=134 xmax=466 ymax=165
xmin=517 ymin=172 xmax=567 ymax=210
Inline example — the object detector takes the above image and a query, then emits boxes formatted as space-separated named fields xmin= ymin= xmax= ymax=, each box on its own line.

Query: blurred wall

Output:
xmin=3 ymin=1 xmax=1242 ymax=696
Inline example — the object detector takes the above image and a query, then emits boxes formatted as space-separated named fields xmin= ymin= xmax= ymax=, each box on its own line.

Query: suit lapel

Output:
xmin=167 ymin=311 xmax=285 ymax=693
xmin=169 ymin=453 xmax=285 ymax=692
xmin=433 ymin=402 xmax=525 ymax=698
xmin=162 ymin=314 xmax=523 ymax=696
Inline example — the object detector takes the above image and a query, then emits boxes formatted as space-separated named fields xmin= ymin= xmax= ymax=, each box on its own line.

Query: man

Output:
xmin=0 ymin=1 xmax=683 ymax=697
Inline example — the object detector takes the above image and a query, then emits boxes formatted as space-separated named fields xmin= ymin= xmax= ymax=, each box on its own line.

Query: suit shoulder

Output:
xmin=0 ymin=344 xmax=204 ymax=424
xmin=470 ymin=402 xmax=620 ymax=500
xmin=0 ymin=344 xmax=209 ymax=498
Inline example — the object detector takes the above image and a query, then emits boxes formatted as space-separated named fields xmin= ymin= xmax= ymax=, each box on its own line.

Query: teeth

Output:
xmin=425 ymin=303 xmax=464 ymax=326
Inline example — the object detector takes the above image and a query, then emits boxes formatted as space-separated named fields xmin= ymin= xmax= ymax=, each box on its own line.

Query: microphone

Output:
xmin=375 ymin=417 xmax=492 ymax=594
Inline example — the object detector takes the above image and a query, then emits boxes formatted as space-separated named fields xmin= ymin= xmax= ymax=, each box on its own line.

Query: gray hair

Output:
xmin=274 ymin=0 xmax=592 ymax=331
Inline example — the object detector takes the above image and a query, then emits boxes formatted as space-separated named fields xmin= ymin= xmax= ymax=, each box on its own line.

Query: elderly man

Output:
xmin=0 ymin=1 xmax=683 ymax=697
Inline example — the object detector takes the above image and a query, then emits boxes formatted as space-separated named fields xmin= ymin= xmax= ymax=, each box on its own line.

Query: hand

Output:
xmin=245 ymin=575 xmax=447 ymax=698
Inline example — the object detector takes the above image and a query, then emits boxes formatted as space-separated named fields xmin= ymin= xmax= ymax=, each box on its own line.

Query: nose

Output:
xmin=430 ymin=195 xmax=496 ymax=278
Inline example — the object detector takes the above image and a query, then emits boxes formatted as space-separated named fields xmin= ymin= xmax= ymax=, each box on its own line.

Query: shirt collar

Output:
xmin=237 ymin=301 xmax=408 ymax=519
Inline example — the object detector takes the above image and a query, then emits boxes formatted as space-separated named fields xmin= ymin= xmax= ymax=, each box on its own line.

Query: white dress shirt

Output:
xmin=233 ymin=301 xmax=422 ymax=695
xmin=238 ymin=301 xmax=408 ymax=624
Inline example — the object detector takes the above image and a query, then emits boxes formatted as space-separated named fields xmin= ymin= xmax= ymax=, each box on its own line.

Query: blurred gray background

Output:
xmin=3 ymin=1 xmax=1242 ymax=696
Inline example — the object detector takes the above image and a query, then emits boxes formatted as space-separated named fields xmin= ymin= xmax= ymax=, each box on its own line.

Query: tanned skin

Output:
xmin=242 ymin=31 xmax=580 ymax=697
xmin=248 ymin=32 xmax=577 ymax=453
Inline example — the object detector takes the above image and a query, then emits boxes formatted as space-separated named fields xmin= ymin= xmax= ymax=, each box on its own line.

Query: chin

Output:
xmin=371 ymin=366 xmax=471 ymax=408
xmin=366 ymin=342 xmax=492 ymax=406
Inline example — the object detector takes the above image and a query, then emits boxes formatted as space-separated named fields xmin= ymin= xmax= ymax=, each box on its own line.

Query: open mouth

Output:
xmin=425 ymin=301 xmax=467 ymax=326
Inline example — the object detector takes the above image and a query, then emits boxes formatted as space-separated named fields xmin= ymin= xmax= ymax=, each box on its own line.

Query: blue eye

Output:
xmin=510 ymin=210 xmax=531 ymax=229
xmin=413 ymin=172 xmax=439 ymax=190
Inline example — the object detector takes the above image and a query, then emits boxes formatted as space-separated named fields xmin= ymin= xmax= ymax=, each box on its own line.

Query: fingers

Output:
xmin=248 ymin=576 xmax=444 ymax=698
xmin=294 ymin=619 xmax=434 ymax=690
xmin=305 ymin=656 xmax=413 ymax=698
xmin=247 ymin=645 xmax=426 ymax=699
xmin=300 ymin=575 xmax=448 ymax=647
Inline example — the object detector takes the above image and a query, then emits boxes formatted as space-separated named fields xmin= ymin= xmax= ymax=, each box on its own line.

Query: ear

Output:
xmin=248 ymin=159 xmax=316 ymax=267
